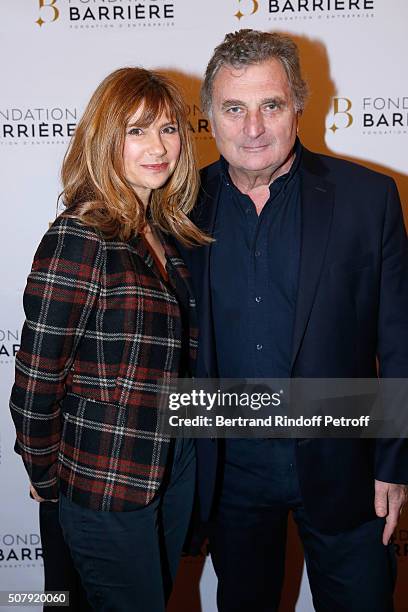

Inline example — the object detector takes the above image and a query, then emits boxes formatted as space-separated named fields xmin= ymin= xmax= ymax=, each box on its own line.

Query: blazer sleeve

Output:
xmin=375 ymin=178 xmax=408 ymax=483
xmin=9 ymin=217 xmax=104 ymax=499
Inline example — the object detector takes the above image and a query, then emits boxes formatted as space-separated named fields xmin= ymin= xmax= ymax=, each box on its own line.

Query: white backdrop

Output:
xmin=1 ymin=2 xmax=407 ymax=610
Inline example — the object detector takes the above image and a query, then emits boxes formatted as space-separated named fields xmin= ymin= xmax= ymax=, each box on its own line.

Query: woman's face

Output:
xmin=123 ymin=106 xmax=181 ymax=206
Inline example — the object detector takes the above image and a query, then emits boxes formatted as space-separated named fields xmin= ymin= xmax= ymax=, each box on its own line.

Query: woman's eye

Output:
xmin=162 ymin=125 xmax=178 ymax=134
xmin=128 ymin=127 xmax=143 ymax=136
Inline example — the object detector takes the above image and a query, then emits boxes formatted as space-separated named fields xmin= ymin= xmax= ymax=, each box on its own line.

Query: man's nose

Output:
xmin=243 ymin=110 xmax=265 ymax=139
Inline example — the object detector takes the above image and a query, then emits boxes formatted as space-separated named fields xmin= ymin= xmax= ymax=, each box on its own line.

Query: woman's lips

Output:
xmin=141 ymin=163 xmax=169 ymax=171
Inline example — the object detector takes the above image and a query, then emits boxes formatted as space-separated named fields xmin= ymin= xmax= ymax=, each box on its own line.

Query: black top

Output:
xmin=210 ymin=139 xmax=302 ymax=378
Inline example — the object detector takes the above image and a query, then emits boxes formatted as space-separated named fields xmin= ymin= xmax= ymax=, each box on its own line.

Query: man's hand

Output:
xmin=374 ymin=479 xmax=408 ymax=545
xmin=29 ymin=483 xmax=58 ymax=503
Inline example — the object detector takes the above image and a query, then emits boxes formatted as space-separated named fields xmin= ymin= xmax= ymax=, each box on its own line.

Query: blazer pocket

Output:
xmin=329 ymin=253 xmax=374 ymax=274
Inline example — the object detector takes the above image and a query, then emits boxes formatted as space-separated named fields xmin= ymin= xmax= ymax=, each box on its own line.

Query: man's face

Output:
xmin=210 ymin=59 xmax=299 ymax=177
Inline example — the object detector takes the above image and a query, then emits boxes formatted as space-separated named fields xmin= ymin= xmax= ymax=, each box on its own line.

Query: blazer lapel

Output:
xmin=162 ymin=165 xmax=222 ymax=304
xmin=291 ymin=154 xmax=335 ymax=370
xmin=160 ymin=237 xmax=199 ymax=372
xmin=162 ymin=167 xmax=222 ymax=376
xmin=163 ymin=237 xmax=196 ymax=301
xmin=191 ymin=170 xmax=223 ymax=378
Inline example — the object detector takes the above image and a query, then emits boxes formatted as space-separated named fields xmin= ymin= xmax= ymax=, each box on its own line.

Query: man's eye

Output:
xmin=264 ymin=102 xmax=281 ymax=111
xmin=226 ymin=107 xmax=243 ymax=114
xmin=128 ymin=127 xmax=143 ymax=136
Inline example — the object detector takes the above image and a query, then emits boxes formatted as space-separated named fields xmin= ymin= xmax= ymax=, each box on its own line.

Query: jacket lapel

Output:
xmin=162 ymin=237 xmax=195 ymax=301
xmin=160 ymin=236 xmax=199 ymax=369
xmin=191 ymin=168 xmax=223 ymax=377
xmin=291 ymin=151 xmax=335 ymax=370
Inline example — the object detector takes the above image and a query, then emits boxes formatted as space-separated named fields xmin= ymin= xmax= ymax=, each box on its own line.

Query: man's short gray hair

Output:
xmin=201 ymin=29 xmax=308 ymax=115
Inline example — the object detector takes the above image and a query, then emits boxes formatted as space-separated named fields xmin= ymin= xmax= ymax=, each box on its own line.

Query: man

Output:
xmin=182 ymin=30 xmax=408 ymax=611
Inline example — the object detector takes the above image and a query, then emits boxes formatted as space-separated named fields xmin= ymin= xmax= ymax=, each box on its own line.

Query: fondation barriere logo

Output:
xmin=234 ymin=0 xmax=376 ymax=21
xmin=0 ymin=533 xmax=42 ymax=568
xmin=362 ymin=96 xmax=408 ymax=132
xmin=36 ymin=0 xmax=59 ymax=26
xmin=0 ymin=106 xmax=77 ymax=146
xmin=0 ymin=329 xmax=20 ymax=364
xmin=35 ymin=0 xmax=176 ymax=30
xmin=328 ymin=96 xmax=408 ymax=136
xmin=328 ymin=98 xmax=353 ymax=133
xmin=187 ymin=102 xmax=212 ymax=141
xmin=235 ymin=0 xmax=259 ymax=21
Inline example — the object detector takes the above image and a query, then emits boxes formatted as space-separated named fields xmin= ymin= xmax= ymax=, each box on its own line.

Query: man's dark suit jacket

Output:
xmin=181 ymin=146 xmax=408 ymax=533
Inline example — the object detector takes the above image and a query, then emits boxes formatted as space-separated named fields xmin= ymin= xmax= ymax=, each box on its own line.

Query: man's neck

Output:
xmin=228 ymin=150 xmax=296 ymax=215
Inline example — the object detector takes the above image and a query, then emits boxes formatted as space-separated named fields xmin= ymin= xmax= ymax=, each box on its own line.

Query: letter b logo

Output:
xmin=235 ymin=0 xmax=259 ymax=20
xmin=329 ymin=98 xmax=353 ymax=133
xmin=36 ymin=0 xmax=59 ymax=27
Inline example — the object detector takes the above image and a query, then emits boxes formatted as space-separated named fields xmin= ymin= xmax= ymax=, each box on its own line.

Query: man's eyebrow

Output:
xmin=221 ymin=99 xmax=246 ymax=109
xmin=220 ymin=96 xmax=287 ymax=110
xmin=260 ymin=96 xmax=286 ymax=105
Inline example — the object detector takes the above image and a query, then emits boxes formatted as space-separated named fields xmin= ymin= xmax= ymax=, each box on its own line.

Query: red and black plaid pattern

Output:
xmin=10 ymin=216 xmax=197 ymax=511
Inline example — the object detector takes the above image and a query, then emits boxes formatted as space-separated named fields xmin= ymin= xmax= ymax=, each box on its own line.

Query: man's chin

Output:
xmin=236 ymin=160 xmax=278 ymax=174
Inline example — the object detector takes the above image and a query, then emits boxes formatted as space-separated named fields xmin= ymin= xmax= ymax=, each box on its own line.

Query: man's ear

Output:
xmin=208 ymin=114 xmax=215 ymax=138
xmin=296 ymin=110 xmax=302 ymax=133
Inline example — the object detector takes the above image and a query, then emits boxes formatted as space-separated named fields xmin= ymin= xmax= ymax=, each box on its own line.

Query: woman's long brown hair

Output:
xmin=61 ymin=67 xmax=210 ymax=246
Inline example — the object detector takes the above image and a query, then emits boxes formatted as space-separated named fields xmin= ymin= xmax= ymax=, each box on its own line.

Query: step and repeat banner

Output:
xmin=1 ymin=2 xmax=407 ymax=611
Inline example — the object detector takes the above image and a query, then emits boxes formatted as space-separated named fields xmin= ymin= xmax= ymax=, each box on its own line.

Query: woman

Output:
xmin=10 ymin=67 xmax=209 ymax=611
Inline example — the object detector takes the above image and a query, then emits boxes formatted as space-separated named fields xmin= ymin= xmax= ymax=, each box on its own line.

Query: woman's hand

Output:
xmin=30 ymin=483 xmax=58 ymax=503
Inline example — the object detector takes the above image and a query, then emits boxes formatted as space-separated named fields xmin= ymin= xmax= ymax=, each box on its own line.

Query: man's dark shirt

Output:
xmin=210 ymin=139 xmax=302 ymax=379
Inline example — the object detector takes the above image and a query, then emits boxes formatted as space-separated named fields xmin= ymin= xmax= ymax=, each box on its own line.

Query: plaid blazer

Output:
xmin=10 ymin=215 xmax=197 ymax=511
